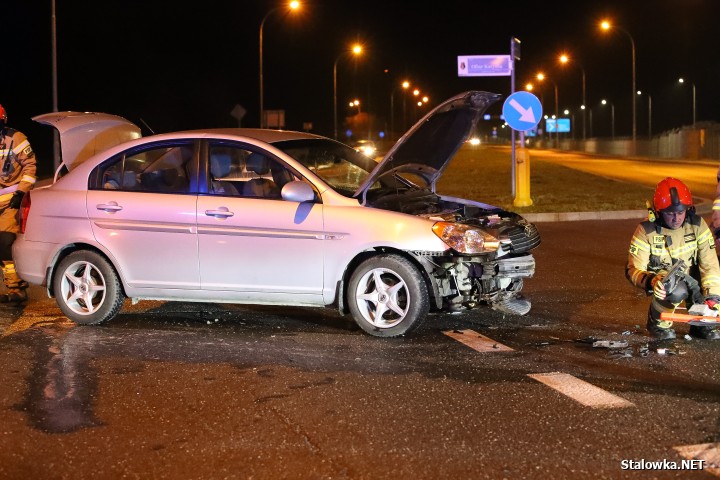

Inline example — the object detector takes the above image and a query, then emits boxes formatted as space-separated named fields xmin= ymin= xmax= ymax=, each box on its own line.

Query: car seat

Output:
xmin=243 ymin=154 xmax=279 ymax=198
xmin=210 ymin=152 xmax=240 ymax=195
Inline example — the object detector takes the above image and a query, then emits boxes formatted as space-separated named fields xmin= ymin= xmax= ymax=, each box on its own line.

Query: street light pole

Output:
xmin=637 ymin=90 xmax=652 ymax=138
xmin=602 ymin=99 xmax=615 ymax=140
xmin=558 ymin=54 xmax=587 ymax=140
xmin=679 ymin=78 xmax=697 ymax=127
xmin=333 ymin=44 xmax=362 ymax=140
xmin=259 ymin=2 xmax=300 ymax=128
xmin=601 ymin=21 xmax=636 ymax=142
xmin=390 ymin=81 xmax=410 ymax=141
xmin=537 ymin=73 xmax=559 ymax=147
xmin=51 ymin=0 xmax=60 ymax=170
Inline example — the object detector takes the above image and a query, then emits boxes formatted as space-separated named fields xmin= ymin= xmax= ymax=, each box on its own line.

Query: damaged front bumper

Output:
xmin=412 ymin=251 xmax=536 ymax=315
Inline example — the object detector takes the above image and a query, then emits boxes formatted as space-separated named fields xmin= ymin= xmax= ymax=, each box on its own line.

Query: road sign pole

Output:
xmin=510 ymin=38 xmax=516 ymax=197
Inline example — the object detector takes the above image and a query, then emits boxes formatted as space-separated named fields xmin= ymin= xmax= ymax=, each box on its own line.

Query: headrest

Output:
xmin=210 ymin=153 xmax=232 ymax=178
xmin=246 ymin=153 xmax=270 ymax=175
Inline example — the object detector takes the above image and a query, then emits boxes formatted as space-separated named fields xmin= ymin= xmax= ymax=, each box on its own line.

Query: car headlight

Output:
xmin=361 ymin=146 xmax=376 ymax=156
xmin=432 ymin=222 xmax=500 ymax=254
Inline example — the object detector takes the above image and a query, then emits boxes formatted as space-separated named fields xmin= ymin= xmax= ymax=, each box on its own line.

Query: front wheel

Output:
xmin=347 ymin=254 xmax=429 ymax=337
xmin=52 ymin=250 xmax=125 ymax=325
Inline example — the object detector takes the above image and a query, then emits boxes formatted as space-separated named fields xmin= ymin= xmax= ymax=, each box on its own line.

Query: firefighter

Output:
xmin=626 ymin=177 xmax=720 ymax=340
xmin=711 ymin=163 xmax=720 ymax=248
xmin=0 ymin=104 xmax=36 ymax=303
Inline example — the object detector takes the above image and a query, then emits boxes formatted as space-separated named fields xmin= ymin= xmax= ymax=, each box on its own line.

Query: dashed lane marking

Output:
xmin=443 ymin=329 xmax=514 ymax=352
xmin=528 ymin=372 xmax=635 ymax=409
xmin=674 ymin=443 xmax=720 ymax=476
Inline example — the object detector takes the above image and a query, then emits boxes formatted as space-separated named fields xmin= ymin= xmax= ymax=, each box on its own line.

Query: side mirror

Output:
xmin=281 ymin=181 xmax=316 ymax=203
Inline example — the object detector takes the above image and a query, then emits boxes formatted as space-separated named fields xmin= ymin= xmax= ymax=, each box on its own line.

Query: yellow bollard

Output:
xmin=513 ymin=147 xmax=533 ymax=207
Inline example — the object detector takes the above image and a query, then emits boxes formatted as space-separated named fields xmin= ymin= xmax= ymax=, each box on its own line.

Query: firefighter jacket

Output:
xmin=626 ymin=215 xmax=720 ymax=297
xmin=711 ymin=163 xmax=720 ymax=241
xmin=0 ymin=127 xmax=37 ymax=210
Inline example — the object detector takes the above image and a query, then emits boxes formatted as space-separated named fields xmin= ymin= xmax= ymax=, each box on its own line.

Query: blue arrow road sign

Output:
xmin=502 ymin=91 xmax=542 ymax=132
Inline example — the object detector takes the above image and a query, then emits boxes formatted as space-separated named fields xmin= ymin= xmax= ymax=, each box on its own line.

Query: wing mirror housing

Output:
xmin=281 ymin=181 xmax=316 ymax=203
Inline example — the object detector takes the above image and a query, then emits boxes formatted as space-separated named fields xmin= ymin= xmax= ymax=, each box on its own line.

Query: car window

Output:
xmin=93 ymin=143 xmax=194 ymax=194
xmin=208 ymin=144 xmax=299 ymax=199
xmin=274 ymin=139 xmax=403 ymax=198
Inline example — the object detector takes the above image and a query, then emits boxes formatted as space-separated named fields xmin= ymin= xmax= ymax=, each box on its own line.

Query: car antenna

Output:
xmin=139 ymin=118 xmax=156 ymax=135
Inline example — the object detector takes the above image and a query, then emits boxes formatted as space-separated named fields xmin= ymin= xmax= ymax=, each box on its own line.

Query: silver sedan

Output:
xmin=14 ymin=91 xmax=540 ymax=337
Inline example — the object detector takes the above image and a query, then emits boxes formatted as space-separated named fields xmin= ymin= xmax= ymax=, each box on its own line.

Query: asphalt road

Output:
xmin=0 ymin=218 xmax=718 ymax=479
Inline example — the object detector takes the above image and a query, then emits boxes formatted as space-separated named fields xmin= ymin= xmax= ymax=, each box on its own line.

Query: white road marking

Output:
xmin=443 ymin=329 xmax=514 ymax=352
xmin=528 ymin=372 xmax=635 ymax=409
xmin=674 ymin=443 xmax=720 ymax=476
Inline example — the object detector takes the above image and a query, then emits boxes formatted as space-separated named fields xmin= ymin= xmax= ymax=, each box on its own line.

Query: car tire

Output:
xmin=348 ymin=254 xmax=429 ymax=337
xmin=53 ymin=250 xmax=125 ymax=325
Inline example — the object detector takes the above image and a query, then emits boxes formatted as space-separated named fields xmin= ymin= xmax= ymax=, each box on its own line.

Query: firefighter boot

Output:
xmin=0 ymin=261 xmax=28 ymax=304
xmin=646 ymin=316 xmax=676 ymax=340
xmin=689 ymin=325 xmax=720 ymax=340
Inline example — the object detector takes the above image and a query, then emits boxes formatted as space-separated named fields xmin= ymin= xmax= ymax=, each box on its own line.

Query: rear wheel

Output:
xmin=53 ymin=250 xmax=124 ymax=325
xmin=347 ymin=254 xmax=429 ymax=337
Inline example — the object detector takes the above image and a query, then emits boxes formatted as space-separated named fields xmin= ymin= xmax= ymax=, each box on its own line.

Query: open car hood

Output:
xmin=33 ymin=111 xmax=141 ymax=172
xmin=354 ymin=91 xmax=501 ymax=200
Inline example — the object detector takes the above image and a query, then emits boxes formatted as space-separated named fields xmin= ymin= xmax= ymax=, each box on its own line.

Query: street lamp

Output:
xmin=558 ymin=53 xmax=587 ymax=140
xmin=637 ymin=90 xmax=652 ymax=138
xmin=259 ymin=1 xmax=301 ymax=128
xmin=678 ymin=77 xmax=697 ymax=127
xmin=601 ymin=99 xmax=615 ymax=140
xmin=600 ymin=20 xmax=636 ymax=142
xmin=390 ymin=80 xmax=410 ymax=141
xmin=537 ymin=73 xmax=559 ymax=146
xmin=333 ymin=43 xmax=363 ymax=140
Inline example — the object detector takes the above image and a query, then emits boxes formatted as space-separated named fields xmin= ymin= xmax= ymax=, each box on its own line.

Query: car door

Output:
xmin=87 ymin=141 xmax=201 ymax=290
xmin=196 ymin=142 xmax=324 ymax=301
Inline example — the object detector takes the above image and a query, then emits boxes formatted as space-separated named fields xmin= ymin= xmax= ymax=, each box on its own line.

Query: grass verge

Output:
xmin=436 ymin=145 xmax=655 ymax=213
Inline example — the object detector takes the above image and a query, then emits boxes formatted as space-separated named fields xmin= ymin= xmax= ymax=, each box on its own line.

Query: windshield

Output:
xmin=273 ymin=139 xmax=406 ymax=197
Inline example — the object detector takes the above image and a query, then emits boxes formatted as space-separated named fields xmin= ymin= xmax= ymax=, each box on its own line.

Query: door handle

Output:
xmin=96 ymin=202 xmax=123 ymax=212
xmin=205 ymin=207 xmax=234 ymax=218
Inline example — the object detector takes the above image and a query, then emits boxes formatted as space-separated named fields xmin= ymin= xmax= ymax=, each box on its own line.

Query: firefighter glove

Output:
xmin=8 ymin=191 xmax=23 ymax=210
xmin=704 ymin=295 xmax=720 ymax=310
xmin=651 ymin=273 xmax=667 ymax=300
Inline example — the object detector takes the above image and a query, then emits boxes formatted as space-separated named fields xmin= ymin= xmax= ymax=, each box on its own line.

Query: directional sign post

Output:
xmin=502 ymin=91 xmax=542 ymax=132
xmin=502 ymin=91 xmax=542 ymax=207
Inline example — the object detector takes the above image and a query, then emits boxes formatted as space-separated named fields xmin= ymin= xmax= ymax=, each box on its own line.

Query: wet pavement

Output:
xmin=0 ymin=219 xmax=718 ymax=479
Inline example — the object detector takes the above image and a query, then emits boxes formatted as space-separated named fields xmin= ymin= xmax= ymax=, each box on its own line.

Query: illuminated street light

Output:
xmin=333 ymin=43 xmax=363 ymax=139
xmin=601 ymin=99 xmax=615 ymax=140
xmin=600 ymin=19 xmax=636 ymax=142
xmin=259 ymin=1 xmax=301 ymax=128
xmin=558 ymin=53 xmax=587 ymax=140
xmin=537 ymin=73 xmax=559 ymax=146
xmin=678 ymin=77 xmax=697 ymax=126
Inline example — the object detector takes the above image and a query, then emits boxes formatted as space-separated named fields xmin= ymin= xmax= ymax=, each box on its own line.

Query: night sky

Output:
xmin=4 ymin=1 xmax=719 ymax=176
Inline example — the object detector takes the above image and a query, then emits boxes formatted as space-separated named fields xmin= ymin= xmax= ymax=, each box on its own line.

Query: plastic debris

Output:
xmin=575 ymin=336 xmax=598 ymax=344
xmin=684 ymin=334 xmax=693 ymax=341
xmin=621 ymin=330 xmax=632 ymax=336
xmin=609 ymin=348 xmax=633 ymax=359
xmin=592 ymin=340 xmax=629 ymax=349
xmin=656 ymin=348 xmax=667 ymax=355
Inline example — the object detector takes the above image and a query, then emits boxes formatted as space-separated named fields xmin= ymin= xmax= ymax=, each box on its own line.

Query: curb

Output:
xmin=523 ymin=196 xmax=713 ymax=223
xmin=523 ymin=209 xmax=647 ymax=223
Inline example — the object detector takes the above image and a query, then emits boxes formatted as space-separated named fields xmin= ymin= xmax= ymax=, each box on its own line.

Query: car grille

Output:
xmin=506 ymin=223 xmax=541 ymax=253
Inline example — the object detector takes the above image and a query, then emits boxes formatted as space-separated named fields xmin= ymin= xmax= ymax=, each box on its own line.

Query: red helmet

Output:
xmin=0 ymin=104 xmax=5 ymax=123
xmin=653 ymin=177 xmax=693 ymax=213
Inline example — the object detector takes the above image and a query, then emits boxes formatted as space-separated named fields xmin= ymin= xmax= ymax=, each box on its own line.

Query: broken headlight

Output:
xmin=432 ymin=222 xmax=500 ymax=254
